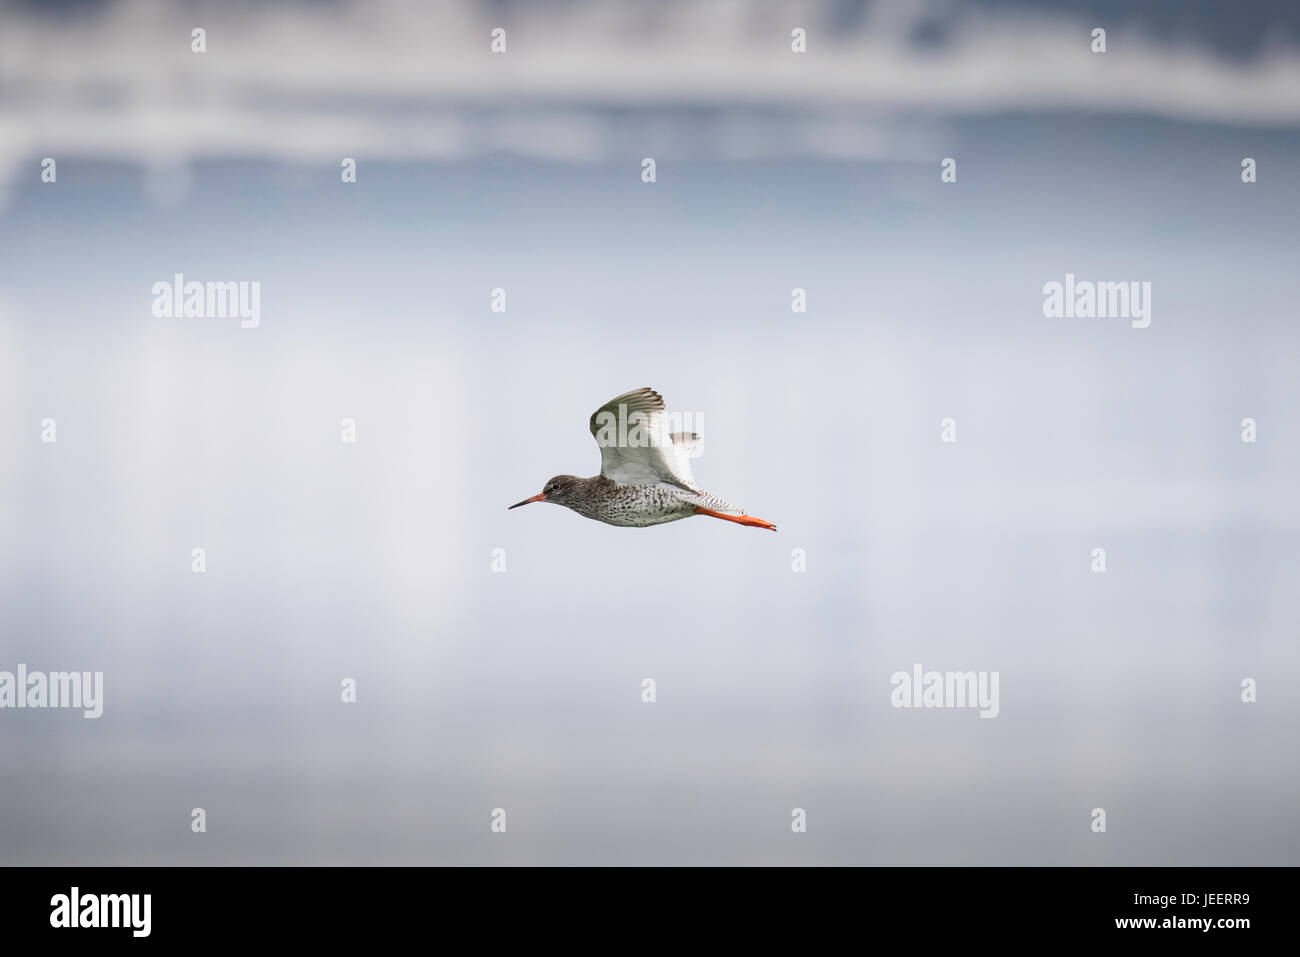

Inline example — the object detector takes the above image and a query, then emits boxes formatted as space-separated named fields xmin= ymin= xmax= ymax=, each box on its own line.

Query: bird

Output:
xmin=508 ymin=387 xmax=777 ymax=531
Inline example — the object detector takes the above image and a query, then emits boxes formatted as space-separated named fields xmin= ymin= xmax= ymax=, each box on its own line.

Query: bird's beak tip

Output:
xmin=508 ymin=493 xmax=547 ymax=510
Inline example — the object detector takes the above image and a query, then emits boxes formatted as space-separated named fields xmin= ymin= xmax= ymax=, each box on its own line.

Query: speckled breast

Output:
xmin=574 ymin=485 xmax=698 ymax=527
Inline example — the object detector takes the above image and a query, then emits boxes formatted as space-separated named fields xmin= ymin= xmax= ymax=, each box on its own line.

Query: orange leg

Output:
xmin=692 ymin=507 xmax=778 ymax=531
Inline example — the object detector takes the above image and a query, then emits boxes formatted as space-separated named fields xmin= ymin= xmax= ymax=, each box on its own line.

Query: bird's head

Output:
xmin=508 ymin=474 xmax=583 ymax=510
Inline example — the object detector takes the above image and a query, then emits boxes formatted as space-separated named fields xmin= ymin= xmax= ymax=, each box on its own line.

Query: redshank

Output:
xmin=508 ymin=388 xmax=777 ymax=531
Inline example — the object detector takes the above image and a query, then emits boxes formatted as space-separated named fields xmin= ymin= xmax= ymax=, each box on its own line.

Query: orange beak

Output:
xmin=508 ymin=493 xmax=547 ymax=509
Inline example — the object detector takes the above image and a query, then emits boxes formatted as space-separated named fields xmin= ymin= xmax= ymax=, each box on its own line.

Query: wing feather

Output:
xmin=589 ymin=388 xmax=698 ymax=489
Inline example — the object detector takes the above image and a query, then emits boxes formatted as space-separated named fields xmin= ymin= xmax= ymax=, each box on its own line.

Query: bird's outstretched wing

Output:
xmin=588 ymin=387 xmax=698 ymax=489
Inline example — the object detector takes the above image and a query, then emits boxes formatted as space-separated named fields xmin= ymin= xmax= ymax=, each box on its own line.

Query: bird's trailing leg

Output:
xmin=692 ymin=507 xmax=778 ymax=531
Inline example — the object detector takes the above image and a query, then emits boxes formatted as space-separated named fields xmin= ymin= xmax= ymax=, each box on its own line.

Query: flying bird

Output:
xmin=509 ymin=388 xmax=777 ymax=531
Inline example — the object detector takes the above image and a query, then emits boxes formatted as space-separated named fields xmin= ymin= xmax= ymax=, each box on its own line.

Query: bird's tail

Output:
xmin=685 ymin=489 xmax=745 ymax=515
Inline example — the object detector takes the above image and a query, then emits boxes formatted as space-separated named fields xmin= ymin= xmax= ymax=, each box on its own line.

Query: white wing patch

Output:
xmin=589 ymin=388 xmax=699 ymax=490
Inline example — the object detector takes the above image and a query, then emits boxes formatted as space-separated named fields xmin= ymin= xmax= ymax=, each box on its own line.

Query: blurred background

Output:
xmin=1 ymin=0 xmax=1297 ymax=865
